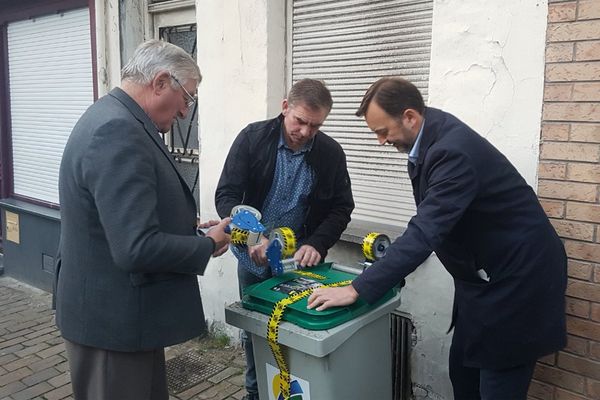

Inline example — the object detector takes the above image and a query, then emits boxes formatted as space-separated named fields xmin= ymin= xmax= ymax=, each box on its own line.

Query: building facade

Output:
xmin=533 ymin=1 xmax=600 ymax=399
xmin=0 ymin=1 xmax=598 ymax=398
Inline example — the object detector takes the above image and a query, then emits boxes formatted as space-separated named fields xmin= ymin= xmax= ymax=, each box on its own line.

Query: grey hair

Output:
xmin=121 ymin=39 xmax=201 ymax=87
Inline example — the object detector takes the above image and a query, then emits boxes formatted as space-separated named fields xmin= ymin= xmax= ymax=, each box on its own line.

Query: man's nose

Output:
xmin=300 ymin=125 xmax=312 ymax=137
xmin=377 ymin=135 xmax=387 ymax=145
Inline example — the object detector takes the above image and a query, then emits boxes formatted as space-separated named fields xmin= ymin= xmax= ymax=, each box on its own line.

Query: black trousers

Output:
xmin=449 ymin=334 xmax=536 ymax=400
xmin=64 ymin=338 xmax=169 ymax=400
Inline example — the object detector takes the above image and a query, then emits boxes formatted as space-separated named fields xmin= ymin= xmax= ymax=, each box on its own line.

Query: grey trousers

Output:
xmin=64 ymin=338 xmax=169 ymax=400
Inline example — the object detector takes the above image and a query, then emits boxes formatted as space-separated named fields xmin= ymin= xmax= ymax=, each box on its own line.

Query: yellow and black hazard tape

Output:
xmin=271 ymin=227 xmax=297 ymax=258
xmin=292 ymin=270 xmax=326 ymax=280
xmin=362 ymin=232 xmax=391 ymax=263
xmin=230 ymin=227 xmax=249 ymax=246
xmin=266 ymin=279 xmax=352 ymax=399
xmin=362 ymin=232 xmax=381 ymax=262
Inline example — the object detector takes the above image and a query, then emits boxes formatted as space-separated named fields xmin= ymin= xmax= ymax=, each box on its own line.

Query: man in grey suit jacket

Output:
xmin=55 ymin=40 xmax=230 ymax=400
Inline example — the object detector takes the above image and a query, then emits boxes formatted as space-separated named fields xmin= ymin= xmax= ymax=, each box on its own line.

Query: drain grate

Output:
xmin=166 ymin=351 xmax=226 ymax=394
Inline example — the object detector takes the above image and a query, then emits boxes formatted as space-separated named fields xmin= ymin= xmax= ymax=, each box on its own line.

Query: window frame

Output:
xmin=0 ymin=0 xmax=97 ymax=208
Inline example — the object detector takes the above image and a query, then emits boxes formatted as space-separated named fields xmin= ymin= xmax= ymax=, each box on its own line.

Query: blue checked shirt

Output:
xmin=231 ymin=131 xmax=314 ymax=278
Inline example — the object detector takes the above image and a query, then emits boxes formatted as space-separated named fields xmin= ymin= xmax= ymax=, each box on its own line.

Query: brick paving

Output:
xmin=0 ymin=277 xmax=247 ymax=400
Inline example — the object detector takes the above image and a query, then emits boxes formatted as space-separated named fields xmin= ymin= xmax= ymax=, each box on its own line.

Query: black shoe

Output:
xmin=241 ymin=393 xmax=259 ymax=400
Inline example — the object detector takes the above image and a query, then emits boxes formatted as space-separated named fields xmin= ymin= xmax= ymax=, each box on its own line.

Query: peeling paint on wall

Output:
xmin=428 ymin=0 xmax=548 ymax=188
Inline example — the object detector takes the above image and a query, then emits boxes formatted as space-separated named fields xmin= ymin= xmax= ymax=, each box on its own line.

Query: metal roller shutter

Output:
xmin=7 ymin=7 xmax=93 ymax=204
xmin=289 ymin=0 xmax=433 ymax=226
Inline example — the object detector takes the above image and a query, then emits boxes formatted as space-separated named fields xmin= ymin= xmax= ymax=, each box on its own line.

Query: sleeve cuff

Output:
xmin=205 ymin=236 xmax=216 ymax=254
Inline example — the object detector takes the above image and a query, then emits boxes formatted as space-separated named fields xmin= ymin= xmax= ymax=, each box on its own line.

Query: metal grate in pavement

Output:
xmin=166 ymin=351 xmax=226 ymax=394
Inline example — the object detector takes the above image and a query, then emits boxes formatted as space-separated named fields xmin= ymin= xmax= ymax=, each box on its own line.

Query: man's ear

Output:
xmin=403 ymin=108 xmax=422 ymax=127
xmin=402 ymin=109 xmax=423 ymax=134
xmin=282 ymin=99 xmax=289 ymax=116
xmin=152 ymin=71 xmax=171 ymax=95
xmin=403 ymin=108 xmax=418 ymax=121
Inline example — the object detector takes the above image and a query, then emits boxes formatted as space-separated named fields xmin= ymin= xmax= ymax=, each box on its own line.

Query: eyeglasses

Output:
xmin=170 ymin=74 xmax=197 ymax=108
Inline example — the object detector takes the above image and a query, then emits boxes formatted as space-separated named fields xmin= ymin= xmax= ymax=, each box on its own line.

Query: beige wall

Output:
xmin=196 ymin=0 xmax=286 ymax=336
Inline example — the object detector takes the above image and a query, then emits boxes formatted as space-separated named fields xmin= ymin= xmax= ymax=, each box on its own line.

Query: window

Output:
xmin=159 ymin=23 xmax=200 ymax=208
xmin=6 ymin=7 xmax=94 ymax=204
xmin=288 ymin=0 xmax=434 ymax=227
xmin=148 ymin=0 xmax=199 ymax=208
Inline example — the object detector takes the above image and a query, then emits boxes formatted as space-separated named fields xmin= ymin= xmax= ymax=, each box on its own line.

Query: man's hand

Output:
xmin=307 ymin=284 xmax=359 ymax=311
xmin=197 ymin=219 xmax=220 ymax=229
xmin=205 ymin=218 xmax=231 ymax=257
xmin=248 ymin=236 xmax=270 ymax=266
xmin=294 ymin=245 xmax=321 ymax=268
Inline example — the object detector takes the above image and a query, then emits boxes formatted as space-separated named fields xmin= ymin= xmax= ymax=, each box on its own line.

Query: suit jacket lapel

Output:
xmin=408 ymin=108 xmax=442 ymax=204
xmin=408 ymin=161 xmax=421 ymax=204
xmin=109 ymin=88 xmax=197 ymax=209
xmin=408 ymin=159 xmax=419 ymax=180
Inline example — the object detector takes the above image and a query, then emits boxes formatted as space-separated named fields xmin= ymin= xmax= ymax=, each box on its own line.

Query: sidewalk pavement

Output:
xmin=0 ymin=276 xmax=247 ymax=400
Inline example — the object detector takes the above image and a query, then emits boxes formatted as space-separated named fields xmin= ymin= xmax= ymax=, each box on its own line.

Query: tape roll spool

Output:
xmin=230 ymin=205 xmax=263 ymax=246
xmin=246 ymin=231 xmax=261 ymax=247
xmin=230 ymin=205 xmax=262 ymax=221
xmin=270 ymin=227 xmax=297 ymax=258
xmin=362 ymin=232 xmax=391 ymax=262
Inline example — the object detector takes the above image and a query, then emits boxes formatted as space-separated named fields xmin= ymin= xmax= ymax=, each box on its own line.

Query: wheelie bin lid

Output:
xmin=241 ymin=263 xmax=396 ymax=330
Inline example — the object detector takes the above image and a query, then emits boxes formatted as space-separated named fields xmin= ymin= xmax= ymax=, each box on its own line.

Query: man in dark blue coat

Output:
xmin=308 ymin=77 xmax=567 ymax=400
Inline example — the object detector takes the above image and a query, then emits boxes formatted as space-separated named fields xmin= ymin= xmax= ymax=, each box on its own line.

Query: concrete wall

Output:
xmin=196 ymin=0 xmax=286 ymax=336
xmin=428 ymin=0 xmax=549 ymax=188
xmin=119 ymin=0 xmax=146 ymax=69
xmin=94 ymin=0 xmax=121 ymax=96
xmin=194 ymin=0 xmax=549 ymax=398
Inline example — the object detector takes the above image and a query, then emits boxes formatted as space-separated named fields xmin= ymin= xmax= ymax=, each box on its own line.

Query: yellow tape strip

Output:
xmin=292 ymin=270 xmax=326 ymax=280
xmin=266 ymin=279 xmax=352 ymax=399
xmin=272 ymin=227 xmax=297 ymax=258
xmin=231 ymin=227 xmax=249 ymax=246
xmin=362 ymin=232 xmax=380 ymax=262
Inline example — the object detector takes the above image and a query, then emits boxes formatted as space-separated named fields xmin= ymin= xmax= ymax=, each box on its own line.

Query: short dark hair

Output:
xmin=355 ymin=77 xmax=425 ymax=118
xmin=287 ymin=78 xmax=333 ymax=112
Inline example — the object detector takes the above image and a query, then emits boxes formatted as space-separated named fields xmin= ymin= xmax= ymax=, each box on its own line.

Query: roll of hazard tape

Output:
xmin=270 ymin=227 xmax=297 ymax=258
xmin=362 ymin=232 xmax=391 ymax=262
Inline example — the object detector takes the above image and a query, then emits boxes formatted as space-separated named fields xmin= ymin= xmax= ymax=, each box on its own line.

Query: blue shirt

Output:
xmin=408 ymin=119 xmax=425 ymax=165
xmin=232 ymin=131 xmax=315 ymax=277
